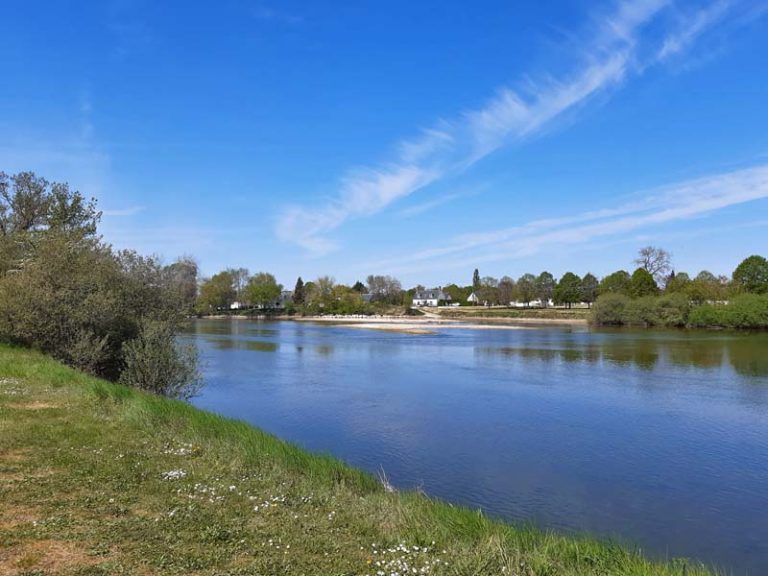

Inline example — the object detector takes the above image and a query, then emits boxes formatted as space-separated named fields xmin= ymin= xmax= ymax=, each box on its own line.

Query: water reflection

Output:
xmin=475 ymin=333 xmax=768 ymax=377
xmin=209 ymin=338 xmax=279 ymax=352
xmin=191 ymin=320 xmax=768 ymax=574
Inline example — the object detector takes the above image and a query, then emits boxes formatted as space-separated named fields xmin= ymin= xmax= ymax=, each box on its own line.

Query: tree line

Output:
xmin=0 ymin=171 xmax=200 ymax=398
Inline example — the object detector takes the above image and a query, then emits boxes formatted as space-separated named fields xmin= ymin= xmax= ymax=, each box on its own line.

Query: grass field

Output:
xmin=0 ymin=344 xmax=715 ymax=575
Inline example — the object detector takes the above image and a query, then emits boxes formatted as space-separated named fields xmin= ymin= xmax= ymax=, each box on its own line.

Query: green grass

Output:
xmin=0 ymin=344 xmax=717 ymax=575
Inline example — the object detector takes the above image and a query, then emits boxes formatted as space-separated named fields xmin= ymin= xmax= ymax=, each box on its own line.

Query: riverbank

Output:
xmin=0 ymin=344 xmax=715 ymax=575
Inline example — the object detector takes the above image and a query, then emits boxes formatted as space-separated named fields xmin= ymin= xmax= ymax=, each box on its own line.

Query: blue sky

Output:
xmin=1 ymin=0 xmax=767 ymax=287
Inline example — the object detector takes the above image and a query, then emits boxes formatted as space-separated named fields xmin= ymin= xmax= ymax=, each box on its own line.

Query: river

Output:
xmin=187 ymin=319 xmax=768 ymax=574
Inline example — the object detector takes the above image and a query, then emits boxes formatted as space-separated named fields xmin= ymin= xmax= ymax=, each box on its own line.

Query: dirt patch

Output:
xmin=0 ymin=539 xmax=100 ymax=575
xmin=0 ymin=449 xmax=31 ymax=462
xmin=7 ymin=401 xmax=59 ymax=410
xmin=0 ymin=504 xmax=40 ymax=529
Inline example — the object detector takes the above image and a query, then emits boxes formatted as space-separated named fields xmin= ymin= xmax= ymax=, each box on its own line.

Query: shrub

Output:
xmin=656 ymin=293 xmax=691 ymax=327
xmin=623 ymin=296 xmax=660 ymax=327
xmin=590 ymin=293 xmax=630 ymax=325
xmin=687 ymin=304 xmax=727 ymax=328
xmin=726 ymin=294 xmax=768 ymax=328
xmin=119 ymin=321 xmax=201 ymax=399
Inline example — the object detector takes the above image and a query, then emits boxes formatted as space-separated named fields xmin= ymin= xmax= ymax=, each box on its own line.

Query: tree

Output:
xmin=554 ymin=272 xmax=582 ymax=308
xmin=472 ymin=268 xmax=481 ymax=292
xmin=229 ymin=267 xmax=250 ymax=303
xmin=0 ymin=171 xmax=100 ymax=274
xmin=497 ymin=276 xmax=515 ymax=306
xmin=478 ymin=277 xmax=500 ymax=306
xmin=535 ymin=271 xmax=555 ymax=307
xmin=665 ymin=271 xmax=691 ymax=294
xmin=443 ymin=283 xmax=470 ymax=303
xmin=733 ymin=255 xmax=768 ymax=294
xmin=634 ymin=246 xmax=672 ymax=284
xmin=246 ymin=272 xmax=282 ymax=308
xmin=516 ymin=273 xmax=536 ymax=307
xmin=365 ymin=275 xmax=402 ymax=304
xmin=628 ymin=268 xmax=658 ymax=298
xmin=164 ymin=257 xmax=198 ymax=313
xmin=293 ymin=277 xmax=305 ymax=305
xmin=352 ymin=280 xmax=366 ymax=293
xmin=581 ymin=273 xmax=599 ymax=307
xmin=197 ymin=270 xmax=236 ymax=311
xmin=600 ymin=270 xmax=631 ymax=295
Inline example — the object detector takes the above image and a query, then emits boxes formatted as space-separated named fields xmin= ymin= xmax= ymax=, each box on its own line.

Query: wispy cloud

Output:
xmin=371 ymin=164 xmax=768 ymax=275
xmin=103 ymin=206 xmax=145 ymax=217
xmin=276 ymin=0 xmax=742 ymax=254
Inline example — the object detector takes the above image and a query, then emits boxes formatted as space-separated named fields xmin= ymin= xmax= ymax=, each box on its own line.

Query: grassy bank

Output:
xmin=0 ymin=345 xmax=715 ymax=576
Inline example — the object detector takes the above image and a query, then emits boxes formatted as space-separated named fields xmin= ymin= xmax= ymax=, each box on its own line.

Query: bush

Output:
xmin=590 ymin=293 xmax=630 ymax=325
xmin=119 ymin=321 xmax=201 ymax=399
xmin=0 ymin=171 xmax=200 ymax=398
xmin=656 ymin=293 xmax=691 ymax=327
xmin=623 ymin=296 xmax=660 ymax=327
xmin=686 ymin=295 xmax=768 ymax=329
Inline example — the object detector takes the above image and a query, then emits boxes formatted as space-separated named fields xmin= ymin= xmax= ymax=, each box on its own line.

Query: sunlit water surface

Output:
xmin=186 ymin=319 xmax=768 ymax=574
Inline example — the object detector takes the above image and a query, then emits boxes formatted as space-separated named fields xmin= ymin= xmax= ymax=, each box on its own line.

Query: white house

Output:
xmin=467 ymin=292 xmax=480 ymax=304
xmin=412 ymin=288 xmax=451 ymax=307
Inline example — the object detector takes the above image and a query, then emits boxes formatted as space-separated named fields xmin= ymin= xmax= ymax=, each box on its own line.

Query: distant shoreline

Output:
xmin=198 ymin=313 xmax=588 ymax=333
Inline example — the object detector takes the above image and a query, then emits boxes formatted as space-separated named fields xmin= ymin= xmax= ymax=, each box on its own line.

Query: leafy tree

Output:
xmin=733 ymin=255 xmax=768 ymax=294
xmin=443 ymin=283 xmax=470 ymax=303
xmin=665 ymin=271 xmax=691 ymax=294
xmin=293 ymin=277 xmax=305 ymax=305
xmin=472 ymin=268 xmax=481 ymax=292
xmin=628 ymin=268 xmax=659 ymax=298
xmin=246 ymin=272 xmax=282 ymax=308
xmin=535 ymin=271 xmax=555 ymax=307
xmin=0 ymin=171 xmax=199 ymax=397
xmin=0 ymin=171 xmax=100 ymax=274
xmin=197 ymin=270 xmax=236 ymax=311
xmin=352 ymin=280 xmax=366 ymax=293
xmin=634 ymin=246 xmax=672 ymax=284
xmin=600 ymin=270 xmax=631 ymax=295
xmin=581 ymin=273 xmax=599 ymax=307
xmin=164 ymin=257 xmax=198 ymax=313
xmin=554 ymin=272 xmax=582 ymax=308
xmin=516 ymin=273 xmax=537 ymax=307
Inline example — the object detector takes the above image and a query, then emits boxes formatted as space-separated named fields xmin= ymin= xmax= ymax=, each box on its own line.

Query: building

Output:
xmin=412 ymin=288 xmax=451 ymax=307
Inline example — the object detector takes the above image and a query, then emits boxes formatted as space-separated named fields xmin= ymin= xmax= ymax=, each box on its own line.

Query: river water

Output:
xmin=187 ymin=319 xmax=768 ymax=574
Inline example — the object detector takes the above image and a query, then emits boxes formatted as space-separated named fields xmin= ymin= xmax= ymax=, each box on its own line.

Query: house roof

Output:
xmin=413 ymin=289 xmax=450 ymax=300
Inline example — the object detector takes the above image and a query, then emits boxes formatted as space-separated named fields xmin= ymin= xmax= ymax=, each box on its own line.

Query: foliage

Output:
xmin=628 ymin=268 xmax=659 ymax=298
xmin=600 ymin=270 xmax=630 ymax=295
xmin=0 ymin=171 xmax=199 ymax=398
xmin=365 ymin=274 xmax=402 ymax=304
xmin=688 ymin=295 xmax=768 ymax=329
xmin=623 ymin=297 xmax=661 ymax=327
xmin=535 ymin=271 xmax=555 ymax=306
xmin=581 ymin=273 xmax=599 ymax=307
xmin=590 ymin=293 xmax=630 ymax=325
xmin=197 ymin=270 xmax=236 ymax=312
xmin=516 ymin=273 xmax=537 ymax=305
xmin=293 ymin=276 xmax=305 ymax=304
xmin=733 ymin=255 xmax=768 ymax=294
xmin=164 ymin=257 xmax=199 ymax=313
xmin=472 ymin=268 xmax=481 ymax=291
xmin=245 ymin=271 xmax=282 ymax=308
xmin=119 ymin=320 xmax=201 ymax=398
xmin=554 ymin=272 xmax=582 ymax=308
